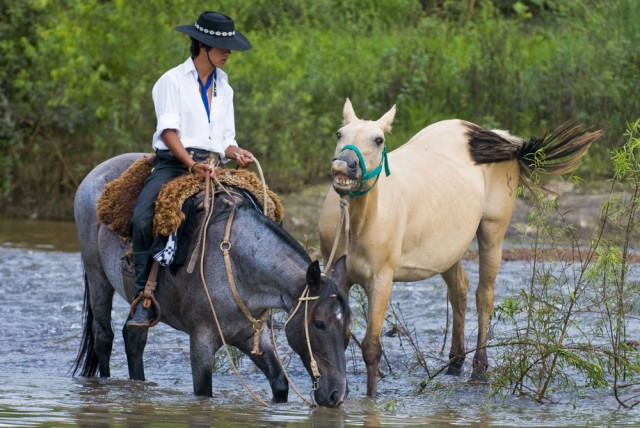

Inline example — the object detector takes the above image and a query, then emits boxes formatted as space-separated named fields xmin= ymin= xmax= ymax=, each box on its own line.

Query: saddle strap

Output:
xmin=128 ymin=259 xmax=162 ymax=327
xmin=221 ymin=206 xmax=269 ymax=355
xmin=143 ymin=260 xmax=160 ymax=308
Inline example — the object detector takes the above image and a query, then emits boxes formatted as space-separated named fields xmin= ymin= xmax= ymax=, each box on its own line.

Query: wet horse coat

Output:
xmin=73 ymin=153 xmax=351 ymax=407
xmin=319 ymin=99 xmax=599 ymax=397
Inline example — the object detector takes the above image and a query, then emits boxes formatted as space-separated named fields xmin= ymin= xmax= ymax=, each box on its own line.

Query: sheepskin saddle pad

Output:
xmin=96 ymin=154 xmax=284 ymax=240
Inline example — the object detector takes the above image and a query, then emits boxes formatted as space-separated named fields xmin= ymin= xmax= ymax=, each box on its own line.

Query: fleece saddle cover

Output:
xmin=96 ymin=154 xmax=284 ymax=241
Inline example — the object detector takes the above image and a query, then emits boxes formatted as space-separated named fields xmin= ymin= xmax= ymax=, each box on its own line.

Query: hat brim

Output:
xmin=176 ymin=25 xmax=252 ymax=51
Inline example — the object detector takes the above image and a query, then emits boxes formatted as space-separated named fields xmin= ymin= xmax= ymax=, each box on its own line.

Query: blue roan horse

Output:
xmin=72 ymin=153 xmax=351 ymax=407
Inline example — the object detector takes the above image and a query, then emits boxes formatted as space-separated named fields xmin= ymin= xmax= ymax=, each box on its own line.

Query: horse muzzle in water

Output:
xmin=313 ymin=376 xmax=347 ymax=408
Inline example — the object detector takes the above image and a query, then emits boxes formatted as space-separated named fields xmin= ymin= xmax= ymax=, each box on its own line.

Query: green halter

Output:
xmin=339 ymin=144 xmax=391 ymax=199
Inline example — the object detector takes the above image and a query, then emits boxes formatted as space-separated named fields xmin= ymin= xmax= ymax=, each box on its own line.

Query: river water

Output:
xmin=1 ymin=218 xmax=640 ymax=426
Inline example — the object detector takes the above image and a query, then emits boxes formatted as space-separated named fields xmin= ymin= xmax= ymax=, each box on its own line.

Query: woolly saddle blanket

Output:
xmin=96 ymin=154 xmax=284 ymax=241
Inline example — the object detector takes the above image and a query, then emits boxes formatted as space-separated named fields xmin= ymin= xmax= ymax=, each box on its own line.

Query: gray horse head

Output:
xmin=285 ymin=256 xmax=349 ymax=407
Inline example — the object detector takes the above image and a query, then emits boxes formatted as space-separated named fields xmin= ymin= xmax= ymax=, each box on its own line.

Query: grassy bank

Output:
xmin=1 ymin=0 xmax=639 ymax=219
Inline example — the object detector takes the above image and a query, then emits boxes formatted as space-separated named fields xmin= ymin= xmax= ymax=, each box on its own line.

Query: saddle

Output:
xmin=96 ymin=154 xmax=284 ymax=242
xmin=96 ymin=154 xmax=285 ymax=302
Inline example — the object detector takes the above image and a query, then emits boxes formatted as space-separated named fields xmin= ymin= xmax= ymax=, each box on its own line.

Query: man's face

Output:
xmin=206 ymin=47 xmax=231 ymax=68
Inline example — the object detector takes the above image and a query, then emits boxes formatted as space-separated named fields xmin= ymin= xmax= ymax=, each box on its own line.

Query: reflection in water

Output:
xmin=310 ymin=406 xmax=347 ymax=427
xmin=0 ymin=217 xmax=79 ymax=252
xmin=2 ymin=243 xmax=640 ymax=426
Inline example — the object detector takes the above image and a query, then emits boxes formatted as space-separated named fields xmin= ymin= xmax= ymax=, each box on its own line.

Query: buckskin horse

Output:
xmin=72 ymin=153 xmax=351 ymax=407
xmin=319 ymin=99 xmax=600 ymax=397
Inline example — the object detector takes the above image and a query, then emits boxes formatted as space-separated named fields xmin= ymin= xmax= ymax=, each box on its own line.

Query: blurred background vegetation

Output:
xmin=1 ymin=0 xmax=639 ymax=219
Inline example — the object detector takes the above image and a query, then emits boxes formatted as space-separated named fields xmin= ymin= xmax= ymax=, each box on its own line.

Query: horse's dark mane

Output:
xmin=224 ymin=193 xmax=351 ymax=320
xmin=232 ymin=196 xmax=350 ymax=320
xmin=234 ymin=196 xmax=311 ymax=264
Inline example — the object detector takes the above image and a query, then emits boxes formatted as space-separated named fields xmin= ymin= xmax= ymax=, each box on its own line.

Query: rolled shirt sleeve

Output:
xmin=152 ymin=72 xmax=182 ymax=139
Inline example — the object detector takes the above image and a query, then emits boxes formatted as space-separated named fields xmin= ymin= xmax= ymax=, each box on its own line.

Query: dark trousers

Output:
xmin=129 ymin=151 xmax=189 ymax=292
xmin=130 ymin=149 xmax=219 ymax=293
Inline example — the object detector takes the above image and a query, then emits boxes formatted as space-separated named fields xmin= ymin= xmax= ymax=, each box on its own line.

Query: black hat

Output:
xmin=176 ymin=11 xmax=252 ymax=51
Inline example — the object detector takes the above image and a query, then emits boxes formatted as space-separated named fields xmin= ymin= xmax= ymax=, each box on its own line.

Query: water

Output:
xmin=1 ymin=219 xmax=640 ymax=426
xmin=0 ymin=218 xmax=80 ymax=253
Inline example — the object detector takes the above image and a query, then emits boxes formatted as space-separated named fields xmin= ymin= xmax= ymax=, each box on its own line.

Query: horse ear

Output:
xmin=376 ymin=104 xmax=396 ymax=133
xmin=343 ymin=98 xmax=358 ymax=124
xmin=331 ymin=255 xmax=347 ymax=286
xmin=306 ymin=260 xmax=322 ymax=293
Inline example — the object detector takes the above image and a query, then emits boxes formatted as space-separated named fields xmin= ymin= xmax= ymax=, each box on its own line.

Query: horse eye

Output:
xmin=336 ymin=131 xmax=342 ymax=140
xmin=313 ymin=320 xmax=327 ymax=331
xmin=374 ymin=136 xmax=384 ymax=145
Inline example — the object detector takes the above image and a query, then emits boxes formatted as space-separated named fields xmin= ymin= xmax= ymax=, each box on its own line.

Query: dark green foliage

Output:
xmin=1 ymin=0 xmax=639 ymax=218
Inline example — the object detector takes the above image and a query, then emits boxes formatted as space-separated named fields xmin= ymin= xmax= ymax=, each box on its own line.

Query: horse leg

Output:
xmin=361 ymin=271 xmax=394 ymax=397
xmin=472 ymin=220 xmax=505 ymax=381
xmin=86 ymin=269 xmax=115 ymax=377
xmin=236 ymin=332 xmax=288 ymax=403
xmin=441 ymin=260 xmax=470 ymax=376
xmin=123 ymin=322 xmax=149 ymax=381
xmin=336 ymin=278 xmax=353 ymax=400
xmin=189 ymin=328 xmax=219 ymax=397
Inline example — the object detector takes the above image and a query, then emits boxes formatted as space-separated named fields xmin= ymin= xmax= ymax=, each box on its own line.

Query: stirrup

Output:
xmin=129 ymin=260 xmax=162 ymax=326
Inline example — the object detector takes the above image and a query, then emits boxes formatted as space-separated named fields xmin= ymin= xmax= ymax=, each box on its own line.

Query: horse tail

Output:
xmin=466 ymin=121 xmax=601 ymax=193
xmin=71 ymin=271 xmax=99 ymax=377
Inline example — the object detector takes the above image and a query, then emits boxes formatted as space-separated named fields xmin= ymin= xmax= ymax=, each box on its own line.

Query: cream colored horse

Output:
xmin=319 ymin=99 xmax=600 ymax=397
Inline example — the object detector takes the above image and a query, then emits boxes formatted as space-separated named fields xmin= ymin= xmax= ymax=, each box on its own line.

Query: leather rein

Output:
xmin=324 ymin=143 xmax=390 ymax=269
xmin=197 ymin=166 xmax=324 ymax=407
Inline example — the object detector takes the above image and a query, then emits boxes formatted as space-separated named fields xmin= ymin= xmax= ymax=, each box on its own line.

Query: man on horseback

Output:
xmin=127 ymin=11 xmax=255 ymax=327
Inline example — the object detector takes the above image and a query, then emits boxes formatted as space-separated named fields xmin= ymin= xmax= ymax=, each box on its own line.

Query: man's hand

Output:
xmin=161 ymin=129 xmax=216 ymax=178
xmin=189 ymin=162 xmax=215 ymax=177
xmin=228 ymin=147 xmax=254 ymax=168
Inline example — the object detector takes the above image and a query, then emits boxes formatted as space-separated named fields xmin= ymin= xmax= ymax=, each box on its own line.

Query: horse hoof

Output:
xmin=272 ymin=394 xmax=288 ymax=404
xmin=470 ymin=372 xmax=487 ymax=383
xmin=445 ymin=366 xmax=462 ymax=376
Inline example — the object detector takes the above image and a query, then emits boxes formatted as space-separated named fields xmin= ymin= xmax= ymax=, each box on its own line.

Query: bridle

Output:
xmin=283 ymin=285 xmax=322 ymax=390
xmin=338 ymin=143 xmax=391 ymax=199
xmin=324 ymin=141 xmax=392 ymax=282
xmin=197 ymin=186 xmax=335 ymax=406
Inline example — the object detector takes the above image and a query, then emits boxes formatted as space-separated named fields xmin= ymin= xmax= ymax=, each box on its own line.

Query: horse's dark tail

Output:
xmin=71 ymin=272 xmax=99 ymax=377
xmin=466 ymin=121 xmax=601 ymax=193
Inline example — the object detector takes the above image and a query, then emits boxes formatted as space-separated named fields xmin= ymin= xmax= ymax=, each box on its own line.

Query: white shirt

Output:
xmin=151 ymin=57 xmax=238 ymax=163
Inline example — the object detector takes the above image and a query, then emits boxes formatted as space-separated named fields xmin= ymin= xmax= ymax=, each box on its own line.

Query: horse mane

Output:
xmin=234 ymin=197 xmax=350 ymax=320
xmin=234 ymin=195 xmax=311 ymax=264
xmin=466 ymin=121 xmax=600 ymax=194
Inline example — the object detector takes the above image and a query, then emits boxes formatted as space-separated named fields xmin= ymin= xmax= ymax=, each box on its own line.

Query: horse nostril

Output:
xmin=330 ymin=390 xmax=344 ymax=407
xmin=346 ymin=158 xmax=358 ymax=175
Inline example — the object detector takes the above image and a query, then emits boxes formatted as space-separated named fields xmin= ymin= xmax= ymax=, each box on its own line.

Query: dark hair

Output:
xmin=189 ymin=37 xmax=212 ymax=58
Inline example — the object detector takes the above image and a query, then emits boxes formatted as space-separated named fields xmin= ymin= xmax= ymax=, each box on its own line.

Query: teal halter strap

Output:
xmin=339 ymin=144 xmax=391 ymax=199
